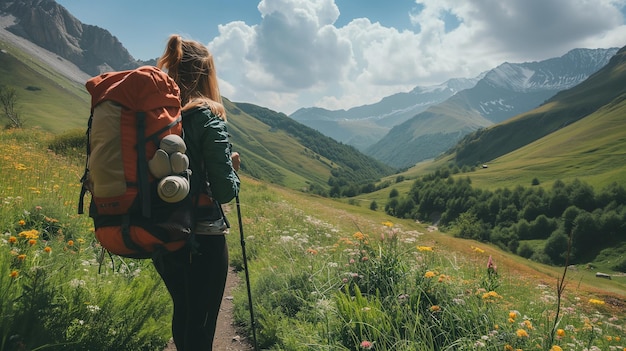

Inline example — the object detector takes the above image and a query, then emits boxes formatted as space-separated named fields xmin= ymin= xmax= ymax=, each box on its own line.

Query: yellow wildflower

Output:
xmin=10 ymin=270 xmax=19 ymax=278
xmin=550 ymin=346 xmax=563 ymax=351
xmin=8 ymin=236 xmax=17 ymax=244
xmin=417 ymin=246 xmax=433 ymax=252
xmin=482 ymin=291 xmax=501 ymax=300
xmin=504 ymin=345 xmax=513 ymax=351
xmin=28 ymin=239 xmax=36 ymax=246
xmin=17 ymin=254 xmax=26 ymax=261
xmin=556 ymin=329 xmax=565 ymax=337
xmin=509 ymin=311 xmax=517 ymax=319
xmin=424 ymin=271 xmax=436 ymax=278
xmin=306 ymin=248 xmax=318 ymax=255
xmin=18 ymin=219 xmax=26 ymax=226
xmin=523 ymin=319 xmax=534 ymax=330
xmin=382 ymin=221 xmax=393 ymax=227
xmin=67 ymin=240 xmax=74 ymax=246
xmin=430 ymin=305 xmax=440 ymax=312
xmin=18 ymin=229 xmax=39 ymax=239
xmin=471 ymin=246 xmax=485 ymax=253
xmin=353 ymin=232 xmax=366 ymax=241
xmin=44 ymin=246 xmax=52 ymax=253
xmin=588 ymin=298 xmax=605 ymax=305
xmin=516 ymin=329 xmax=529 ymax=338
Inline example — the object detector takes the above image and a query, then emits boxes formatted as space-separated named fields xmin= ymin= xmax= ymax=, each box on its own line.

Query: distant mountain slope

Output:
xmin=233 ymin=102 xmax=395 ymax=185
xmin=366 ymin=48 xmax=618 ymax=168
xmin=450 ymin=45 xmax=626 ymax=167
xmin=290 ymin=77 xmax=479 ymax=150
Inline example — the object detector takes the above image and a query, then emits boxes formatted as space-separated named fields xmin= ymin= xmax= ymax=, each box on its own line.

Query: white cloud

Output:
xmin=209 ymin=0 xmax=626 ymax=115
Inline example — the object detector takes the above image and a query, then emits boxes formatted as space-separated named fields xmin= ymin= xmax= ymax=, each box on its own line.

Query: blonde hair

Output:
xmin=157 ymin=35 xmax=226 ymax=119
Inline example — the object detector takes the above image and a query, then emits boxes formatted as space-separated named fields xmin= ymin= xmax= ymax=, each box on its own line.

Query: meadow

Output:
xmin=1 ymin=128 xmax=624 ymax=350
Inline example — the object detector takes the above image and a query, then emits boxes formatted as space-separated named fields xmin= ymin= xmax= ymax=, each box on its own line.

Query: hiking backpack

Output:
xmin=78 ymin=66 xmax=194 ymax=259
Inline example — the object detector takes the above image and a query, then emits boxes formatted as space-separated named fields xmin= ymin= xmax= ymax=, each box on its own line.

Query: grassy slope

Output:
xmin=0 ymin=41 xmax=90 ymax=132
xmin=467 ymin=98 xmax=626 ymax=190
xmin=223 ymin=99 xmax=335 ymax=190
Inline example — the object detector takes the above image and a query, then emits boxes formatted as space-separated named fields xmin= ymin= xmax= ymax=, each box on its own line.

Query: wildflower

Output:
xmin=516 ymin=329 xmax=529 ymax=338
xmin=67 ymin=240 xmax=74 ymax=246
xmin=18 ymin=219 xmax=26 ymax=226
xmin=549 ymin=346 xmax=563 ymax=351
xmin=28 ymin=239 xmax=36 ymax=246
xmin=17 ymin=254 xmax=26 ymax=261
xmin=360 ymin=340 xmax=373 ymax=349
xmin=588 ymin=298 xmax=605 ymax=305
xmin=424 ymin=271 xmax=436 ymax=278
xmin=522 ymin=319 xmax=534 ymax=330
xmin=382 ymin=221 xmax=393 ymax=227
xmin=430 ymin=305 xmax=441 ymax=312
xmin=504 ymin=345 xmax=514 ymax=351
xmin=10 ymin=270 xmax=19 ymax=278
xmin=509 ymin=311 xmax=517 ymax=319
xmin=487 ymin=255 xmax=497 ymax=273
xmin=417 ymin=246 xmax=433 ymax=252
xmin=44 ymin=246 xmax=52 ymax=253
xmin=482 ymin=291 xmax=501 ymax=300
xmin=306 ymin=248 xmax=318 ymax=255
xmin=353 ymin=232 xmax=366 ymax=241
xmin=19 ymin=229 xmax=39 ymax=239
xmin=472 ymin=246 xmax=485 ymax=254
xmin=438 ymin=274 xmax=447 ymax=283
xmin=556 ymin=329 xmax=565 ymax=337
xmin=8 ymin=236 xmax=17 ymax=244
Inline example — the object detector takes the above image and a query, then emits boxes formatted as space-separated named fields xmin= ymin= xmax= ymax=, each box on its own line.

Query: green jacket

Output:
xmin=182 ymin=106 xmax=240 ymax=206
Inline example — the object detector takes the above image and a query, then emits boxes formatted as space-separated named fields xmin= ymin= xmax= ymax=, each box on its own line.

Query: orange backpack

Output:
xmin=78 ymin=66 xmax=193 ymax=259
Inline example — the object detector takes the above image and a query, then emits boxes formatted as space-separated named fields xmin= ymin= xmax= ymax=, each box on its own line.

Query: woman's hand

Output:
xmin=231 ymin=152 xmax=240 ymax=171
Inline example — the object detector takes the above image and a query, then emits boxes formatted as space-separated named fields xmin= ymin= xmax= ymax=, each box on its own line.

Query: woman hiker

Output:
xmin=154 ymin=34 xmax=241 ymax=351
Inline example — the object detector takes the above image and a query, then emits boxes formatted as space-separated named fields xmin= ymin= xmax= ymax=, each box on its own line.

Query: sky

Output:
xmin=55 ymin=0 xmax=626 ymax=115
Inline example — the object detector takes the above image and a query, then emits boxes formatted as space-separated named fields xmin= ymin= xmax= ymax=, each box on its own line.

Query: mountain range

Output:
xmin=1 ymin=0 xmax=625 ymax=196
xmin=293 ymin=48 xmax=618 ymax=168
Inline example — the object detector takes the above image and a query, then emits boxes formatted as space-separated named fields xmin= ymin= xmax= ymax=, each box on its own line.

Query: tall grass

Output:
xmin=1 ymin=129 xmax=624 ymax=350
xmin=0 ymin=129 xmax=171 ymax=351
xmin=229 ymin=183 xmax=625 ymax=350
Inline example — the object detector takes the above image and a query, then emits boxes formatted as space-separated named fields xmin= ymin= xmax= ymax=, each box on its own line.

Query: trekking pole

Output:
xmin=235 ymin=194 xmax=259 ymax=351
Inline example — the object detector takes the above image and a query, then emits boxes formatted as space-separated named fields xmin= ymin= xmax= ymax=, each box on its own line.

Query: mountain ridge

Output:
xmin=365 ymin=47 xmax=618 ymax=168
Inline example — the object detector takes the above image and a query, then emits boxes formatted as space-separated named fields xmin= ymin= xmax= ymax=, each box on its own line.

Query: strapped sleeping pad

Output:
xmin=78 ymin=66 xmax=194 ymax=259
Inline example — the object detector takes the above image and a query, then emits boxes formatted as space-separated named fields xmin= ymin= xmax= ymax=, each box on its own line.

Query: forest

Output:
xmin=384 ymin=167 xmax=626 ymax=270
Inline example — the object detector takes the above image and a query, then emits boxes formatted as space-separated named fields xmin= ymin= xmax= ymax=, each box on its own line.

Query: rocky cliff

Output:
xmin=0 ymin=0 xmax=144 ymax=76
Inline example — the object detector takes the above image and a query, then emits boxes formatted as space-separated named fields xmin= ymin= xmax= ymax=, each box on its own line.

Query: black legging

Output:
xmin=153 ymin=235 xmax=229 ymax=351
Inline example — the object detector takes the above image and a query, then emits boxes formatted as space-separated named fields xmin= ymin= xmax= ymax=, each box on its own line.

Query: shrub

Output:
xmin=48 ymin=128 xmax=86 ymax=156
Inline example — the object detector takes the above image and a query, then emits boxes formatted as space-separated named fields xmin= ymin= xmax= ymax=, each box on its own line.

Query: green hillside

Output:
xmin=0 ymin=41 xmax=90 ymax=132
xmin=0 ymin=38 xmax=393 ymax=193
xmin=451 ymin=46 xmax=626 ymax=169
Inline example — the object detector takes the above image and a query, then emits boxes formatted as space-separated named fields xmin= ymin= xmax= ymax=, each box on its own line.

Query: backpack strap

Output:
xmin=78 ymin=113 xmax=94 ymax=215
xmin=135 ymin=112 xmax=151 ymax=218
